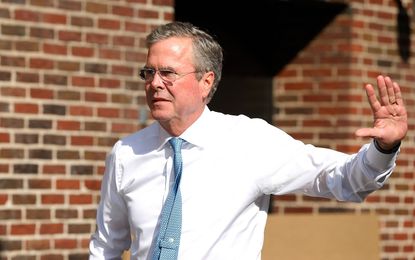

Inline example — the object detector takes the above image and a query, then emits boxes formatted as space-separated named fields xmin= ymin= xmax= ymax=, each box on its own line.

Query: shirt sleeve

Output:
xmin=89 ymin=141 xmax=131 ymax=259
xmin=309 ymin=140 xmax=398 ymax=202
xmin=251 ymin=118 xmax=399 ymax=202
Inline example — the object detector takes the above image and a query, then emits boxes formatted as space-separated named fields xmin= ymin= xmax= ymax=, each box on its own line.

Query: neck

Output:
xmin=160 ymin=109 xmax=204 ymax=137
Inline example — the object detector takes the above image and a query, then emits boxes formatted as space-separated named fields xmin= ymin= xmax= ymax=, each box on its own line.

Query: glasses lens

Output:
xmin=159 ymin=70 xmax=176 ymax=82
xmin=140 ymin=69 xmax=155 ymax=81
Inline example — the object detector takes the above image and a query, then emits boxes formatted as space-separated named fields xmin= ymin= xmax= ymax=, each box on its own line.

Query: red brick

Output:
xmin=30 ymin=88 xmax=54 ymax=99
xmin=43 ymin=43 xmax=67 ymax=55
xmin=303 ymin=94 xmax=332 ymax=102
xmin=72 ymin=46 xmax=94 ymax=57
xmin=86 ymin=33 xmax=109 ymax=44
xmin=26 ymin=239 xmax=50 ymax=250
xmin=14 ymin=103 xmax=39 ymax=114
xmin=98 ymin=18 xmax=121 ymax=30
xmin=57 ymin=120 xmax=81 ymax=131
xmin=113 ymin=36 xmax=135 ymax=47
xmin=26 ymin=209 xmax=51 ymax=219
xmin=71 ymin=136 xmax=93 ymax=146
xmin=125 ymin=21 xmax=146 ymax=33
xmin=69 ymin=106 xmax=93 ymax=116
xmin=125 ymin=51 xmax=146 ymax=62
xmin=14 ymin=9 xmax=40 ymax=21
xmin=29 ymin=179 xmax=52 ymax=189
xmin=42 ymin=194 xmax=64 ymax=204
xmin=97 ymin=108 xmax=120 ymax=118
xmin=138 ymin=9 xmax=159 ymax=19
xmin=59 ymin=0 xmax=82 ymax=11
xmin=40 ymin=223 xmax=64 ymax=234
xmin=55 ymin=239 xmax=77 ymax=249
xmin=0 ymin=194 xmax=8 ymax=204
xmin=385 ymin=196 xmax=400 ymax=203
xmin=86 ymin=2 xmax=108 ymax=13
xmin=85 ymin=92 xmax=108 ymax=102
xmin=11 ymin=224 xmax=36 ymax=235
xmin=99 ymin=78 xmax=121 ymax=89
xmin=56 ymin=179 xmax=80 ymax=189
xmin=84 ymin=180 xmax=101 ymax=191
xmin=17 ymin=72 xmax=40 ymax=83
xmin=1 ymin=56 xmax=25 ymax=67
xmin=152 ymin=0 xmax=173 ymax=6
xmin=15 ymin=40 xmax=39 ymax=52
xmin=69 ymin=194 xmax=92 ymax=204
xmin=113 ymin=6 xmax=134 ymax=17
xmin=0 ymin=224 xmax=6 ymax=235
xmin=31 ymin=0 xmax=54 ymax=7
xmin=30 ymin=58 xmax=54 ymax=69
xmin=111 ymin=123 xmax=137 ymax=133
xmin=284 ymin=82 xmax=313 ymax=90
xmin=99 ymin=48 xmax=121 ymax=60
xmin=72 ymin=76 xmax=95 ymax=87
xmin=58 ymin=30 xmax=82 ymax=41
xmin=111 ymin=65 xmax=134 ymax=76
xmin=123 ymin=108 xmax=138 ymax=119
xmin=42 ymin=13 xmax=67 ymax=24
xmin=284 ymin=207 xmax=313 ymax=214
xmin=57 ymin=61 xmax=80 ymax=71
xmin=42 ymin=164 xmax=66 ymax=175
xmin=1 ymin=87 xmax=26 ymax=97
xmin=0 ymin=132 xmax=10 ymax=142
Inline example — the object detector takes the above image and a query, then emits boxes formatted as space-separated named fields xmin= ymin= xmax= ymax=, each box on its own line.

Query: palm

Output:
xmin=355 ymin=76 xmax=408 ymax=149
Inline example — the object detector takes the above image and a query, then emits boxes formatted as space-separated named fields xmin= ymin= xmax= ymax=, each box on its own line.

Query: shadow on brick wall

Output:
xmin=395 ymin=0 xmax=411 ymax=62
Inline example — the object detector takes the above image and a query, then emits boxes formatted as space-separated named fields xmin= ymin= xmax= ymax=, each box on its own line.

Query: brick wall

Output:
xmin=0 ymin=1 xmax=173 ymax=259
xmin=0 ymin=0 xmax=413 ymax=260
xmin=273 ymin=0 xmax=415 ymax=259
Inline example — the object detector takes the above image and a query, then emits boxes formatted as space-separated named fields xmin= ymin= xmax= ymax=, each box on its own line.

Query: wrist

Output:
xmin=374 ymin=139 xmax=401 ymax=154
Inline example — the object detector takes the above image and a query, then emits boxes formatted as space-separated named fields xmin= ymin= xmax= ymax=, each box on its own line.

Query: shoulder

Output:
xmin=208 ymin=110 xmax=283 ymax=134
xmin=111 ymin=122 xmax=160 ymax=155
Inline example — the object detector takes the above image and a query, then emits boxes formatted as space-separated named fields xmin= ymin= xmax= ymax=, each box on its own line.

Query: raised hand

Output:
xmin=355 ymin=75 xmax=408 ymax=150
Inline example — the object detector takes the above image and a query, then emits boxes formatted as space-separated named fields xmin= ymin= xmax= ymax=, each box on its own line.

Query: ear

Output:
xmin=199 ymin=71 xmax=215 ymax=100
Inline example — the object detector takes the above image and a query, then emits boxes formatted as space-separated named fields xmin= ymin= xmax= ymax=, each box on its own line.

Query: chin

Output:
xmin=150 ymin=109 xmax=173 ymax=121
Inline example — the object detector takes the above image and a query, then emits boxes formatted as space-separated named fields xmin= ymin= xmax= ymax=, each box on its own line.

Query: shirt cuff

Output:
xmin=365 ymin=140 xmax=399 ymax=172
xmin=373 ymin=139 xmax=401 ymax=154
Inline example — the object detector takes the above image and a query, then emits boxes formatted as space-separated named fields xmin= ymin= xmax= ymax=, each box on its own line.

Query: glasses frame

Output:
xmin=139 ymin=67 xmax=199 ymax=83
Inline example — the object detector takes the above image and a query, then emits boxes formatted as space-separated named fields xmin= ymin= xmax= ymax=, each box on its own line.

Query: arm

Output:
xmin=89 ymin=143 xmax=131 ymax=259
xmin=311 ymin=75 xmax=407 ymax=201
xmin=259 ymin=76 xmax=407 ymax=201
xmin=310 ymin=75 xmax=407 ymax=201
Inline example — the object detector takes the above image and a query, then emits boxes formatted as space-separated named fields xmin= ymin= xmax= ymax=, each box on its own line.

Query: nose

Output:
xmin=148 ymin=71 xmax=165 ymax=90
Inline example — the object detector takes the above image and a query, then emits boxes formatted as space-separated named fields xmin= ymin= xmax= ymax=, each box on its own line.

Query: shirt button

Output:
xmin=168 ymin=237 xmax=174 ymax=243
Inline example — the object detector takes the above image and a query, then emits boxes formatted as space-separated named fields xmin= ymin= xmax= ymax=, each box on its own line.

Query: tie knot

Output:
xmin=169 ymin=138 xmax=183 ymax=153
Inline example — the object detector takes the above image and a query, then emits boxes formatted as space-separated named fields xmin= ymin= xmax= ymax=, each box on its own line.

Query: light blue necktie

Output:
xmin=152 ymin=138 xmax=184 ymax=260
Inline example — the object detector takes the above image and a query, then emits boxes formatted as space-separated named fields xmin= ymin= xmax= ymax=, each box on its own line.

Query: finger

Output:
xmin=365 ymin=83 xmax=381 ymax=112
xmin=393 ymin=81 xmax=404 ymax=106
xmin=385 ymin=76 xmax=396 ymax=104
xmin=377 ymin=75 xmax=390 ymax=106
xmin=378 ymin=76 xmax=399 ymax=116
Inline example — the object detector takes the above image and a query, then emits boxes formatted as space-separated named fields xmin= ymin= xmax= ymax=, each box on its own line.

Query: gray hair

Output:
xmin=146 ymin=22 xmax=223 ymax=103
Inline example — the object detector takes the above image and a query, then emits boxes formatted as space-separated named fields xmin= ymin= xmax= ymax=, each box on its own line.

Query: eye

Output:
xmin=159 ymin=69 xmax=177 ymax=80
xmin=139 ymin=68 xmax=154 ymax=80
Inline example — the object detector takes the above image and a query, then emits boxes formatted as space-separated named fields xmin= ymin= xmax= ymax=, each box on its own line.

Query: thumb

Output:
xmin=355 ymin=128 xmax=379 ymax=138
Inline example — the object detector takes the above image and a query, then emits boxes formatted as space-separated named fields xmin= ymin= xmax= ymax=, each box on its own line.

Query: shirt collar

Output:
xmin=155 ymin=106 xmax=212 ymax=151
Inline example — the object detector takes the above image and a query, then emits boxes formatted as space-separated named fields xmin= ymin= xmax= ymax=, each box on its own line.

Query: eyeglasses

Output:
xmin=139 ymin=68 xmax=199 ymax=83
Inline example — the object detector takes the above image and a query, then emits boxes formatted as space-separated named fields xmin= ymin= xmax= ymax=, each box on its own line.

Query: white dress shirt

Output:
xmin=89 ymin=107 xmax=398 ymax=260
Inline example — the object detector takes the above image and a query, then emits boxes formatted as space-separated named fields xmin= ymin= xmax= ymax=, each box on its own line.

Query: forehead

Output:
xmin=147 ymin=37 xmax=194 ymax=68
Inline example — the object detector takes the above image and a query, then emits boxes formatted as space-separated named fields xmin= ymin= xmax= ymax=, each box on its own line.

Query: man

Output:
xmin=89 ymin=22 xmax=408 ymax=259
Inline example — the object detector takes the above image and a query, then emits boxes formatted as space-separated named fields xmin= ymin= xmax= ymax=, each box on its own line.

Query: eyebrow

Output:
xmin=143 ymin=65 xmax=176 ymax=71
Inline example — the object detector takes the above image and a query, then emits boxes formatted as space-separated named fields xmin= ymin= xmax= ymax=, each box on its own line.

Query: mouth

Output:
xmin=152 ymin=97 xmax=170 ymax=104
